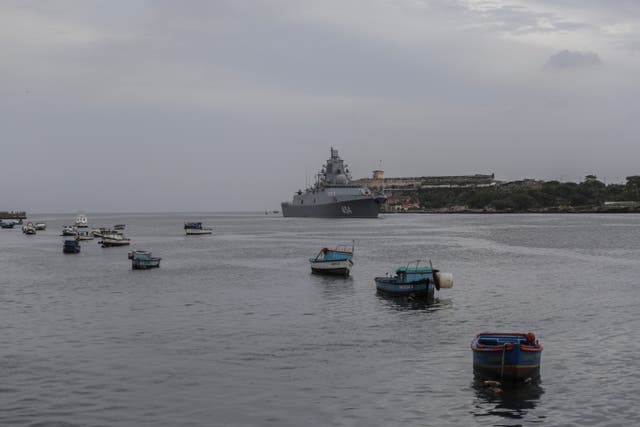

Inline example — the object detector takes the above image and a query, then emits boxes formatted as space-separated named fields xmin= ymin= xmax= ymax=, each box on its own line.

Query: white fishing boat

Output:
xmin=22 ymin=222 xmax=37 ymax=235
xmin=74 ymin=213 xmax=89 ymax=228
xmin=75 ymin=230 xmax=95 ymax=241
xmin=61 ymin=225 xmax=77 ymax=236
xmin=92 ymin=227 xmax=122 ymax=238
xmin=100 ymin=233 xmax=131 ymax=247
xmin=184 ymin=222 xmax=212 ymax=235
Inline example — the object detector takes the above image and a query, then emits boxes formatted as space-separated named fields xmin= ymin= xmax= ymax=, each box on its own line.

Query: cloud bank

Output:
xmin=0 ymin=0 xmax=639 ymax=212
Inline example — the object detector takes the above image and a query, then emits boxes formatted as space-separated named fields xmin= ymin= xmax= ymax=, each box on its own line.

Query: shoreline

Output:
xmin=382 ymin=207 xmax=640 ymax=214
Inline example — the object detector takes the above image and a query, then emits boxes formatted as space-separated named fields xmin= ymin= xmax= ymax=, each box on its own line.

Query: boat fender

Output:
xmin=526 ymin=332 xmax=536 ymax=343
xmin=435 ymin=272 xmax=453 ymax=289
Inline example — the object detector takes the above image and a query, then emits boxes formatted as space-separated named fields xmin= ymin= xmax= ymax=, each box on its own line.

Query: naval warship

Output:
xmin=281 ymin=148 xmax=386 ymax=218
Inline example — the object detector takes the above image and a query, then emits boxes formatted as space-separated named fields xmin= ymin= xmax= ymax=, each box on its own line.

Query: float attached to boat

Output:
xmin=309 ymin=243 xmax=354 ymax=277
xmin=471 ymin=332 xmax=543 ymax=380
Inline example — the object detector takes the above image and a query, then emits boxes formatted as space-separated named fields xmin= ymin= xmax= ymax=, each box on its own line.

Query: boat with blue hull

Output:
xmin=374 ymin=261 xmax=452 ymax=301
xmin=129 ymin=250 xmax=161 ymax=269
xmin=309 ymin=244 xmax=354 ymax=277
xmin=471 ymin=332 xmax=543 ymax=380
xmin=63 ymin=240 xmax=81 ymax=254
xmin=282 ymin=148 xmax=386 ymax=218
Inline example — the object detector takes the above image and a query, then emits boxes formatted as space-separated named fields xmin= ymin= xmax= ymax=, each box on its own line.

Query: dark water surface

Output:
xmin=2 ymin=213 xmax=639 ymax=426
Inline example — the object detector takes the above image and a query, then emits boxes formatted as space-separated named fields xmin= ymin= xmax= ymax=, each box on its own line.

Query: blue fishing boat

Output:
xmin=309 ymin=243 xmax=354 ymax=276
xmin=63 ymin=240 xmax=81 ymax=254
xmin=375 ymin=261 xmax=452 ymax=300
xmin=129 ymin=250 xmax=161 ymax=269
xmin=471 ymin=332 xmax=543 ymax=380
xmin=0 ymin=221 xmax=15 ymax=229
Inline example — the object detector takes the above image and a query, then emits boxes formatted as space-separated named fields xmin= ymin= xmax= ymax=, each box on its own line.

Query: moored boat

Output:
xmin=100 ymin=233 xmax=131 ymax=247
xmin=61 ymin=225 xmax=77 ymax=236
xmin=309 ymin=243 xmax=354 ymax=277
xmin=129 ymin=250 xmax=161 ymax=269
xmin=74 ymin=213 xmax=89 ymax=228
xmin=63 ymin=239 xmax=81 ymax=254
xmin=22 ymin=222 xmax=37 ymax=235
xmin=113 ymin=224 xmax=126 ymax=230
xmin=471 ymin=332 xmax=543 ymax=380
xmin=75 ymin=230 xmax=95 ymax=241
xmin=34 ymin=223 xmax=47 ymax=230
xmin=92 ymin=228 xmax=122 ymax=238
xmin=184 ymin=222 xmax=212 ymax=235
xmin=0 ymin=221 xmax=15 ymax=229
xmin=374 ymin=261 xmax=452 ymax=301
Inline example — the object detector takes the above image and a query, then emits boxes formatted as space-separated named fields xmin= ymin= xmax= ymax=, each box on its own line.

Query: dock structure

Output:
xmin=0 ymin=211 xmax=27 ymax=220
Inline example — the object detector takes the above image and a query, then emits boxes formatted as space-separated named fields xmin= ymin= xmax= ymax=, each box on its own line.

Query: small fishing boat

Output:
xmin=184 ymin=222 xmax=212 ymax=235
xmin=129 ymin=250 xmax=161 ymax=269
xmin=0 ymin=221 xmax=15 ymax=229
xmin=309 ymin=243 xmax=354 ymax=277
xmin=100 ymin=233 xmax=131 ymax=247
xmin=34 ymin=223 xmax=47 ymax=230
xmin=471 ymin=332 xmax=543 ymax=380
xmin=22 ymin=222 xmax=37 ymax=235
xmin=92 ymin=228 xmax=122 ymax=238
xmin=74 ymin=213 xmax=89 ymax=228
xmin=63 ymin=239 xmax=81 ymax=254
xmin=113 ymin=224 xmax=126 ymax=230
xmin=374 ymin=260 xmax=452 ymax=300
xmin=61 ymin=226 xmax=77 ymax=236
xmin=75 ymin=230 xmax=95 ymax=241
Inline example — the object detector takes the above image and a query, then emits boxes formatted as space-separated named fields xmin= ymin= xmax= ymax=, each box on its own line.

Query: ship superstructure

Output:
xmin=281 ymin=148 xmax=386 ymax=218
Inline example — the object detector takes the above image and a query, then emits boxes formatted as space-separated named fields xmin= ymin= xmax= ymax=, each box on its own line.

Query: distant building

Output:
xmin=354 ymin=171 xmax=496 ymax=191
xmin=384 ymin=195 xmax=420 ymax=212
xmin=372 ymin=170 xmax=385 ymax=180
xmin=498 ymin=179 xmax=543 ymax=190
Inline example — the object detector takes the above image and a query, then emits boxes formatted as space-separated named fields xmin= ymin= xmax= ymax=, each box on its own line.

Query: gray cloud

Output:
xmin=0 ymin=1 xmax=639 ymax=212
xmin=544 ymin=50 xmax=603 ymax=70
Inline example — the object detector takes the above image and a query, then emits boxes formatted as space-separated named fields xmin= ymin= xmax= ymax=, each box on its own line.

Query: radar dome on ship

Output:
xmin=335 ymin=174 xmax=348 ymax=184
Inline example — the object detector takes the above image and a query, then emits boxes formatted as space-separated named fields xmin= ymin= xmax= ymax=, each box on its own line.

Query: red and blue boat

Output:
xmin=471 ymin=332 xmax=543 ymax=380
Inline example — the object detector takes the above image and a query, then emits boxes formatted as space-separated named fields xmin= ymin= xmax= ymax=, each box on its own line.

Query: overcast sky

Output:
xmin=1 ymin=0 xmax=639 ymax=212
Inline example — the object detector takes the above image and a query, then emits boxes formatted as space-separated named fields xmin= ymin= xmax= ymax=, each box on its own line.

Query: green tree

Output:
xmin=626 ymin=176 xmax=640 ymax=200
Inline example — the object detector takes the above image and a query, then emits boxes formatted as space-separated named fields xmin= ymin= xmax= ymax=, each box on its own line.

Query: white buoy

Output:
xmin=435 ymin=272 xmax=453 ymax=289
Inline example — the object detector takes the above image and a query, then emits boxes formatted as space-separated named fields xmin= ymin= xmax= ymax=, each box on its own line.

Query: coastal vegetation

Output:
xmin=392 ymin=175 xmax=640 ymax=213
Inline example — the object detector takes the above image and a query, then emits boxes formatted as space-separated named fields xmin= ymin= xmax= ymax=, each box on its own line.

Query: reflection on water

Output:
xmin=472 ymin=376 xmax=545 ymax=424
xmin=375 ymin=292 xmax=453 ymax=311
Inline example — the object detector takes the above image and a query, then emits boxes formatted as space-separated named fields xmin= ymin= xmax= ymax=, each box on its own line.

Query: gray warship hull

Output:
xmin=281 ymin=197 xmax=383 ymax=218
xmin=282 ymin=148 xmax=386 ymax=218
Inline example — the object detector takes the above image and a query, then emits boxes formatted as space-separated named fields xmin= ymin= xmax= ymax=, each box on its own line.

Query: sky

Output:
xmin=1 ymin=0 xmax=639 ymax=212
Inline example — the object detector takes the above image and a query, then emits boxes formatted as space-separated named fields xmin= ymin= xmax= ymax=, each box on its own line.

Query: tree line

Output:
xmin=402 ymin=175 xmax=640 ymax=212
